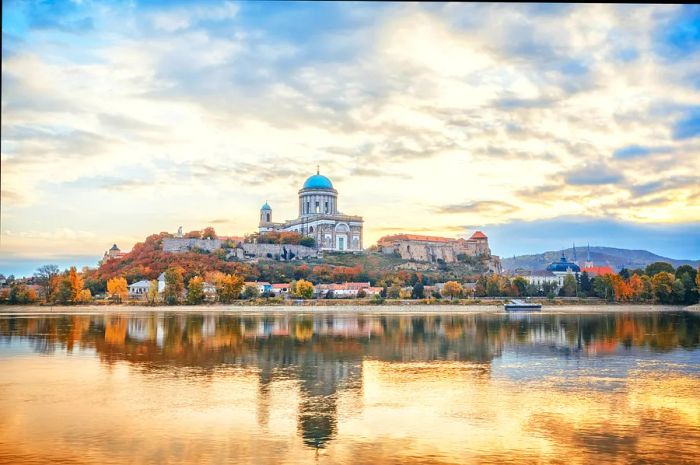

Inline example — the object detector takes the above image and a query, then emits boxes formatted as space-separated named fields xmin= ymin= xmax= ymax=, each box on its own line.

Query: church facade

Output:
xmin=258 ymin=170 xmax=363 ymax=252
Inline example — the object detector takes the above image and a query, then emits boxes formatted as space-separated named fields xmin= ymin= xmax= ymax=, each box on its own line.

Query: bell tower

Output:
xmin=259 ymin=201 xmax=273 ymax=232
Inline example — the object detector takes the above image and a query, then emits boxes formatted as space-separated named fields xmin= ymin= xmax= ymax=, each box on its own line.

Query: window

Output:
xmin=325 ymin=201 xmax=328 ymax=213
xmin=315 ymin=201 xmax=320 ymax=213
xmin=306 ymin=201 xmax=310 ymax=213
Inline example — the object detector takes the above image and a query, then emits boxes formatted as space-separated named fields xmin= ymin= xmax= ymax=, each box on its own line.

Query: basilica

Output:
xmin=258 ymin=170 xmax=363 ymax=252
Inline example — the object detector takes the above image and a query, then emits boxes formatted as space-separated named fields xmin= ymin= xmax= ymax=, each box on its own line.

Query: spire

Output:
xmin=316 ymin=164 xmax=320 ymax=175
xmin=587 ymin=243 xmax=591 ymax=261
xmin=573 ymin=243 xmax=577 ymax=262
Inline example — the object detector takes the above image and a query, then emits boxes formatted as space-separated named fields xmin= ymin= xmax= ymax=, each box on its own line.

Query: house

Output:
xmin=315 ymin=282 xmax=372 ymax=298
xmin=128 ymin=280 xmax=151 ymax=299
xmin=244 ymin=281 xmax=272 ymax=294
xmin=271 ymin=283 xmax=291 ymax=296
xmin=202 ymin=282 xmax=217 ymax=302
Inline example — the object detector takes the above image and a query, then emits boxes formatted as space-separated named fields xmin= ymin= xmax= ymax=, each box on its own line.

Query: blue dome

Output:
xmin=261 ymin=202 xmax=271 ymax=211
xmin=546 ymin=255 xmax=581 ymax=273
xmin=303 ymin=174 xmax=333 ymax=190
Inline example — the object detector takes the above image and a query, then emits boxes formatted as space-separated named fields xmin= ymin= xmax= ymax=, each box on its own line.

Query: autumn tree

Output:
xmin=163 ymin=267 xmax=185 ymax=305
xmin=107 ymin=277 xmax=129 ymax=303
xmin=628 ymin=274 xmax=644 ymax=302
xmin=442 ymin=281 xmax=463 ymax=300
xmin=187 ymin=276 xmax=205 ymax=304
xmin=292 ymin=279 xmax=314 ymax=299
xmin=217 ymin=274 xmax=244 ymax=303
xmin=68 ymin=267 xmax=84 ymax=302
xmin=512 ymin=276 xmax=528 ymax=296
xmin=201 ymin=227 xmax=217 ymax=240
xmin=8 ymin=283 xmax=38 ymax=304
xmin=147 ymin=280 xmax=159 ymax=305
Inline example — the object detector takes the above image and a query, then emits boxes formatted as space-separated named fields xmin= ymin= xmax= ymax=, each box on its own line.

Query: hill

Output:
xmin=501 ymin=246 xmax=699 ymax=272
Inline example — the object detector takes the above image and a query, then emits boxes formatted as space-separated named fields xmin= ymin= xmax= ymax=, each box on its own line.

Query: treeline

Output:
xmin=245 ymin=231 xmax=315 ymax=247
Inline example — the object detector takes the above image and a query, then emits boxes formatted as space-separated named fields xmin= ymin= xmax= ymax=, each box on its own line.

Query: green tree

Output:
xmin=672 ymin=279 xmax=686 ymax=305
xmin=242 ymin=285 xmax=259 ymax=300
xmin=411 ymin=282 xmax=425 ymax=299
xmin=592 ymin=275 xmax=614 ymax=301
xmin=8 ymin=283 xmax=37 ymax=304
xmin=651 ymin=272 xmax=675 ymax=304
xmin=512 ymin=276 xmax=528 ymax=296
xmin=300 ymin=236 xmax=315 ymax=247
xmin=163 ymin=267 xmax=184 ymax=305
xmin=579 ymin=271 xmax=592 ymax=296
xmin=559 ymin=273 xmax=577 ymax=297
xmin=645 ymin=262 xmax=674 ymax=276
xmin=186 ymin=276 xmax=205 ymax=304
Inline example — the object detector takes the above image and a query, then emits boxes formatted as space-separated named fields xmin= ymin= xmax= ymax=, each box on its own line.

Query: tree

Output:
xmin=146 ymin=280 xmax=159 ymax=305
xmin=8 ymin=283 xmax=37 ymax=304
xmin=628 ymin=274 xmax=644 ymax=302
xmin=186 ymin=276 xmax=205 ymax=304
xmin=399 ymin=288 xmax=412 ymax=299
xmin=77 ymin=289 xmax=92 ymax=303
xmin=559 ymin=273 xmax=577 ymax=297
xmin=107 ymin=277 xmax=129 ymax=303
xmin=651 ymin=272 xmax=675 ymax=304
xmin=672 ymin=279 xmax=686 ymax=305
xmin=697 ymin=265 xmax=700 ymax=293
xmin=163 ymin=267 xmax=185 ymax=305
xmin=387 ymin=284 xmax=401 ymax=299
xmin=579 ymin=271 xmax=592 ymax=297
xmin=34 ymin=264 xmax=60 ymax=302
xmin=201 ymin=227 xmax=217 ymax=239
xmin=216 ymin=274 xmax=244 ymax=303
xmin=442 ymin=281 xmax=463 ymax=300
xmin=242 ymin=285 xmax=259 ymax=300
xmin=292 ymin=279 xmax=314 ymax=299
xmin=300 ymin=236 xmax=315 ymax=248
xmin=645 ymin=262 xmax=674 ymax=276
xmin=411 ymin=283 xmax=425 ymax=299
xmin=512 ymin=276 xmax=527 ymax=296
xmin=592 ymin=275 xmax=614 ymax=301
xmin=68 ymin=267 xmax=84 ymax=302
xmin=356 ymin=289 xmax=367 ymax=299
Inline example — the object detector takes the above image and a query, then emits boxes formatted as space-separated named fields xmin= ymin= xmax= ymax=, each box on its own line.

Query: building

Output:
xmin=377 ymin=231 xmax=500 ymax=271
xmin=128 ymin=280 xmax=151 ymax=299
xmin=101 ymin=244 xmax=126 ymax=263
xmin=580 ymin=266 xmax=614 ymax=277
xmin=524 ymin=253 xmax=581 ymax=289
xmin=258 ymin=169 xmax=363 ymax=252
xmin=315 ymin=282 xmax=372 ymax=298
xmin=244 ymin=281 xmax=272 ymax=294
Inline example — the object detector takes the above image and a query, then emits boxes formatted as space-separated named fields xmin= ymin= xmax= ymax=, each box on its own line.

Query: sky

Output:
xmin=2 ymin=1 xmax=700 ymax=276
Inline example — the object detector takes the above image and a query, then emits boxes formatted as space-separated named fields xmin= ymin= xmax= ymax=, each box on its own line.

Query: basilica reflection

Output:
xmin=1 ymin=311 xmax=699 ymax=452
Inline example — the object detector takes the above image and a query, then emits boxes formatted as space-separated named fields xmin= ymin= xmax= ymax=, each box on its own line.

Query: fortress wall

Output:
xmin=162 ymin=238 xmax=222 ymax=253
xmin=241 ymin=243 xmax=318 ymax=259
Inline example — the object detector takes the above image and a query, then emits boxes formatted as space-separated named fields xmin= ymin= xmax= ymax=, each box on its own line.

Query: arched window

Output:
xmin=266 ymin=213 xmax=270 ymax=222
xmin=309 ymin=226 xmax=314 ymax=233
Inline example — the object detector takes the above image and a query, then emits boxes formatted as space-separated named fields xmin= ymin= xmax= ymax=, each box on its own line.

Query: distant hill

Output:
xmin=501 ymin=247 xmax=699 ymax=272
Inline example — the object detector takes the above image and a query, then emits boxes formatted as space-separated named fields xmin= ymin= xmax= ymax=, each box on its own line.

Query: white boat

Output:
xmin=504 ymin=299 xmax=541 ymax=311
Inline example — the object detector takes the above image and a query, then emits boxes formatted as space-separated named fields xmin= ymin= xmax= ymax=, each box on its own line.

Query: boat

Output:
xmin=504 ymin=299 xmax=542 ymax=311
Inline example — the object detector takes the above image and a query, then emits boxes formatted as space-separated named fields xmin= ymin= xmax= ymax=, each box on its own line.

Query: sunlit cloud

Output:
xmin=1 ymin=1 xmax=700 ymax=269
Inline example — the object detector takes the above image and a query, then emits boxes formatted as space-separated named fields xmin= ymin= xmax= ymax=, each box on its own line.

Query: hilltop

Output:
xmin=502 ymin=246 xmax=699 ymax=272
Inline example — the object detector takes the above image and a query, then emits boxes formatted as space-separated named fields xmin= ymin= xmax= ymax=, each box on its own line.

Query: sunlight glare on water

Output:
xmin=0 ymin=309 xmax=698 ymax=464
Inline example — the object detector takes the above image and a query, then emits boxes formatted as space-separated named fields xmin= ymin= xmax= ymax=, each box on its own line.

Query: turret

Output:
xmin=259 ymin=201 xmax=273 ymax=232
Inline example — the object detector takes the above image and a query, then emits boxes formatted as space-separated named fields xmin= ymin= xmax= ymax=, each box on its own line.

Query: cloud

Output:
xmin=565 ymin=163 xmax=624 ymax=186
xmin=150 ymin=1 xmax=240 ymax=32
xmin=435 ymin=201 xmax=519 ymax=216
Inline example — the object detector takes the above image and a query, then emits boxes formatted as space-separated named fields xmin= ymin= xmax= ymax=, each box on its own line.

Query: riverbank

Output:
xmin=0 ymin=303 xmax=694 ymax=314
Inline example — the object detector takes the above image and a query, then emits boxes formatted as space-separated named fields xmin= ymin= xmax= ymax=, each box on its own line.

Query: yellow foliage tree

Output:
xmin=292 ymin=279 xmax=314 ymax=299
xmin=77 ymin=289 xmax=92 ymax=303
xmin=441 ymin=281 xmax=463 ymax=300
xmin=217 ymin=274 xmax=245 ymax=303
xmin=107 ymin=277 xmax=129 ymax=303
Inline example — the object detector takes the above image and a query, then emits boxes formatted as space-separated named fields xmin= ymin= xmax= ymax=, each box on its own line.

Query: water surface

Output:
xmin=1 ymin=308 xmax=699 ymax=464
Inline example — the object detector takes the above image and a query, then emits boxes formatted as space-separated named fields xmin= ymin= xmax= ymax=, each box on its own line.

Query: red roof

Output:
xmin=582 ymin=266 xmax=614 ymax=276
xmin=469 ymin=231 xmax=487 ymax=239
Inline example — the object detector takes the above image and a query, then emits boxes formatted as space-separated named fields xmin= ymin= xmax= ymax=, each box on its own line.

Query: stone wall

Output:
xmin=162 ymin=238 xmax=223 ymax=253
xmin=240 ymin=243 xmax=318 ymax=260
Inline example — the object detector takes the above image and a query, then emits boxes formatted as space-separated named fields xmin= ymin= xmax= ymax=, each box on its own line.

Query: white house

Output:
xmin=128 ymin=280 xmax=151 ymax=299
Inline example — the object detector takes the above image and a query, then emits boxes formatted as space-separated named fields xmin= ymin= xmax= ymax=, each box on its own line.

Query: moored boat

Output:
xmin=504 ymin=299 xmax=542 ymax=311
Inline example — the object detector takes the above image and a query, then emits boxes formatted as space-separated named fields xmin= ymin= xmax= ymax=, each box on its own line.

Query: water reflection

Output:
xmin=0 ymin=310 xmax=699 ymax=464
